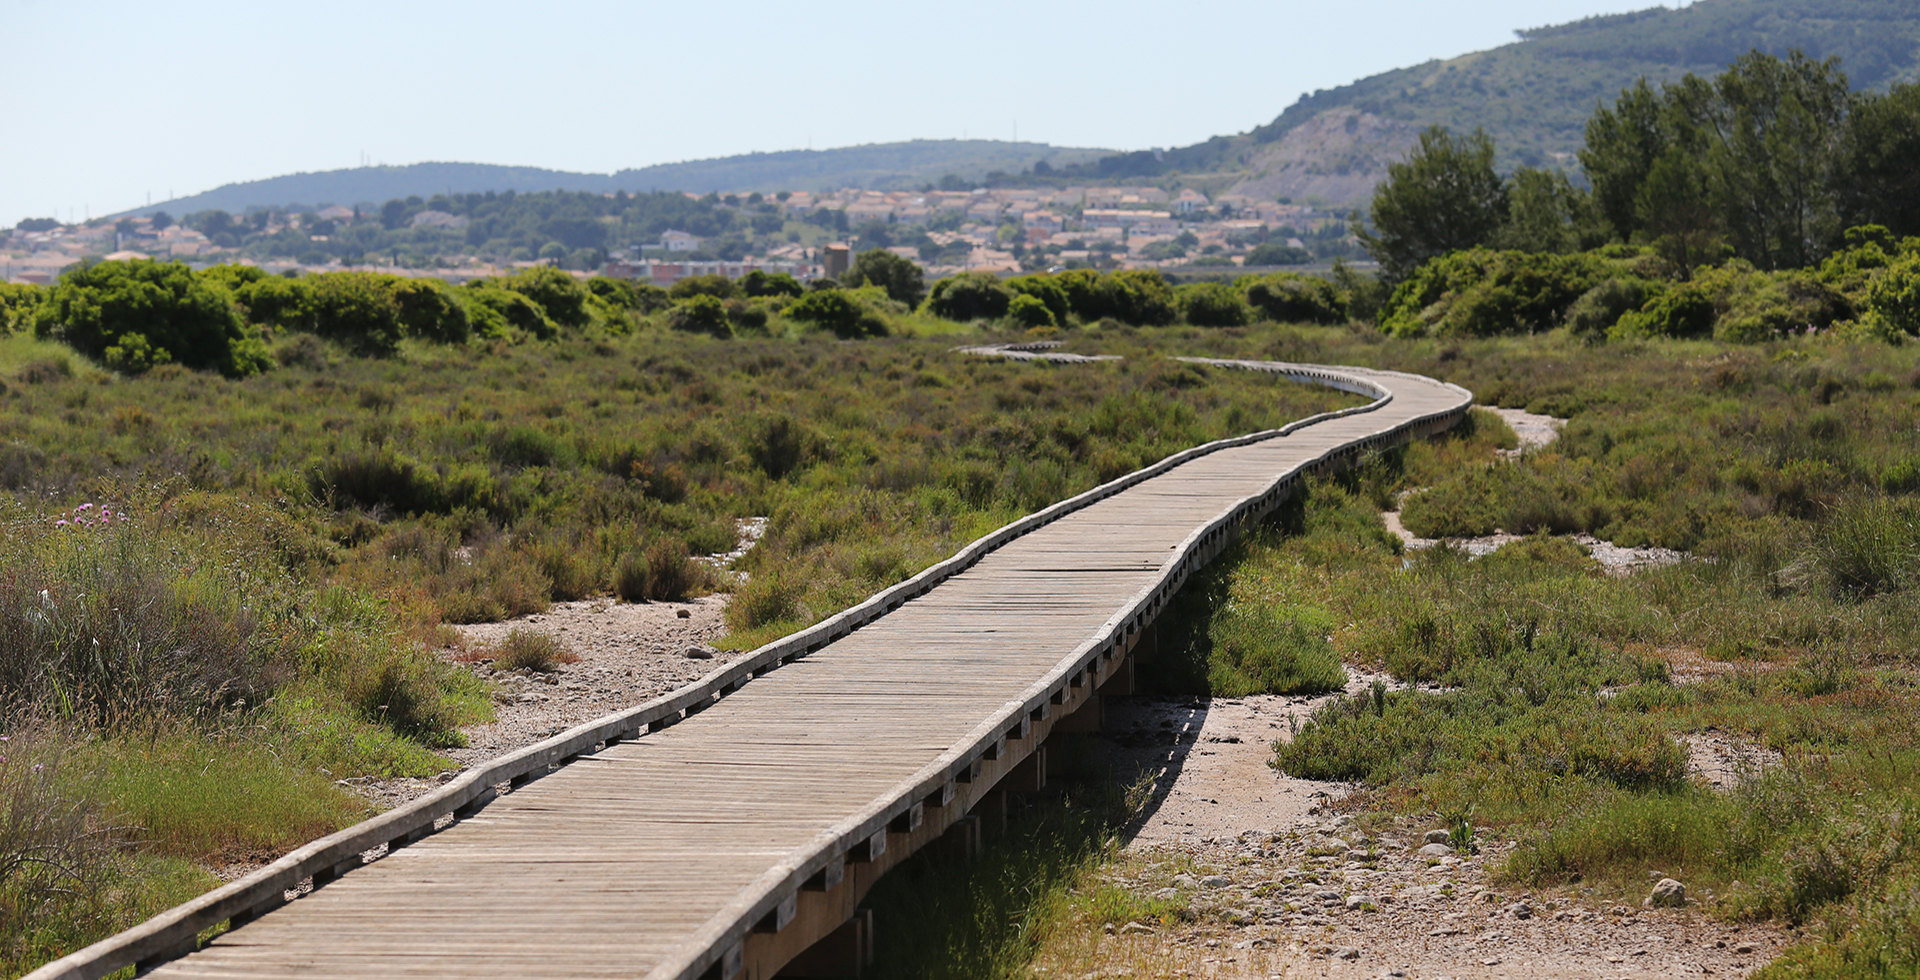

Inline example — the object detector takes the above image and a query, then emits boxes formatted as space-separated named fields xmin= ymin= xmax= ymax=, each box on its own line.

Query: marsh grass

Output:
xmin=490 ymin=629 xmax=577 ymax=673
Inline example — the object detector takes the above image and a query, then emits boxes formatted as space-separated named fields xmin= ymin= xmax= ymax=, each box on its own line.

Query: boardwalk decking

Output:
xmin=28 ymin=361 xmax=1470 ymax=980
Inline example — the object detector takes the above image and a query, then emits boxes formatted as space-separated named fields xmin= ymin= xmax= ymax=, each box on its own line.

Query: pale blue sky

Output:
xmin=3 ymin=0 xmax=1671 ymax=229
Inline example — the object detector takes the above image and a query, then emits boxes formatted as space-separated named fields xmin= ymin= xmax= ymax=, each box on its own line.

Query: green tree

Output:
xmin=33 ymin=260 xmax=268 ymax=376
xmin=1582 ymin=51 xmax=1852 ymax=270
xmin=1494 ymin=168 xmax=1608 ymax=254
xmin=1839 ymin=81 xmax=1920 ymax=238
xmin=1355 ymin=126 xmax=1509 ymax=282
xmin=843 ymin=249 xmax=927 ymax=307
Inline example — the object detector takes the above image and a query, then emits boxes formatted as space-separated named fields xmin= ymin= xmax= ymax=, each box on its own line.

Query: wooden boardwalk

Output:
xmin=28 ymin=360 xmax=1469 ymax=980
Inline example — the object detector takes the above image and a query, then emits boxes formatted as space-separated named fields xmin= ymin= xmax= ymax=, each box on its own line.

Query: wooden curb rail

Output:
xmin=24 ymin=356 xmax=1470 ymax=980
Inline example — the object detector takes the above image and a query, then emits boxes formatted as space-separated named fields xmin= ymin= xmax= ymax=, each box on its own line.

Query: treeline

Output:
xmin=179 ymin=189 xmax=796 ymax=269
xmin=1356 ymin=50 xmax=1920 ymax=343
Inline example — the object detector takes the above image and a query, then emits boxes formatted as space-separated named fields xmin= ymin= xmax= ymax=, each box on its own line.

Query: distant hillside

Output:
xmin=123 ymin=141 xmax=1113 ymax=218
xmin=1076 ymin=0 xmax=1920 ymax=208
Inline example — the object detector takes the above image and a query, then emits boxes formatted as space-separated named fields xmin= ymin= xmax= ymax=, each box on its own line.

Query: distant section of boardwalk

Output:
xmin=28 ymin=360 xmax=1469 ymax=980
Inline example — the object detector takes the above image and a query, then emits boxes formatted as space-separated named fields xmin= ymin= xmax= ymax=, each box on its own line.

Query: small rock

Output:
xmin=1647 ymin=878 xmax=1687 ymax=908
xmin=1172 ymin=872 xmax=1201 ymax=889
xmin=1344 ymin=895 xmax=1371 ymax=911
xmin=1735 ymin=943 xmax=1755 ymax=954
xmin=1200 ymin=875 xmax=1232 ymax=889
xmin=1149 ymin=887 xmax=1181 ymax=901
xmin=1314 ymin=889 xmax=1343 ymax=905
xmin=1418 ymin=842 xmax=1454 ymax=857
xmin=1346 ymin=850 xmax=1377 ymax=863
xmin=684 ymin=645 xmax=717 ymax=660
xmin=1222 ymin=908 xmax=1255 ymax=925
xmin=1423 ymin=829 xmax=1453 ymax=844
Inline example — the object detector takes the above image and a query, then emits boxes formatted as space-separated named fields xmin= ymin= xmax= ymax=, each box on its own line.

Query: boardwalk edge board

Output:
xmin=24 ymin=356 xmax=1469 ymax=980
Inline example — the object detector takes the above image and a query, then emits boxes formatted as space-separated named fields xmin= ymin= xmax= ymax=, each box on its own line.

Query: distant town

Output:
xmin=4 ymin=184 xmax=1364 ymax=288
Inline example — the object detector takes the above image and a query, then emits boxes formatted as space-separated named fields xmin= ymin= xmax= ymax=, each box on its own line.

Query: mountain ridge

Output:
xmin=120 ymin=141 xmax=1113 ymax=219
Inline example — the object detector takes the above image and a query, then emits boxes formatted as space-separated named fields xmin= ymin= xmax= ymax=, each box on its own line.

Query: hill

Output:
xmin=122 ymin=141 xmax=1113 ymax=218
xmin=1074 ymin=0 xmax=1920 ymax=208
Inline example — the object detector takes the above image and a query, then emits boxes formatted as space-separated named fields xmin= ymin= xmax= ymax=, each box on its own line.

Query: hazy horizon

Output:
xmin=4 ymin=0 xmax=1667 ymax=229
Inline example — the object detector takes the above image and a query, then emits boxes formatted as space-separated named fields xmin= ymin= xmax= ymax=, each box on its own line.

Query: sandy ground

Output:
xmin=1083 ymin=686 xmax=1790 ymax=979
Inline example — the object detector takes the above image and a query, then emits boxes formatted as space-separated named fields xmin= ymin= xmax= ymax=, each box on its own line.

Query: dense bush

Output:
xmin=1086 ymin=270 xmax=1177 ymax=326
xmin=1005 ymin=293 xmax=1056 ymax=330
xmin=1861 ymin=250 xmax=1920 ymax=339
xmin=1243 ymin=273 xmax=1348 ymax=324
xmin=1005 ymin=275 xmax=1071 ymax=325
xmin=1563 ymin=277 xmax=1664 ymax=337
xmin=788 ymin=288 xmax=889 ymax=338
xmin=33 ymin=260 xmax=270 ymax=376
xmin=0 ymin=282 xmax=44 ymax=333
xmin=668 ymin=273 xmax=736 ymax=300
xmin=924 ymin=272 xmax=1012 ymax=321
xmin=739 ymin=269 xmax=805 ymax=298
xmin=1379 ymin=248 xmax=1607 ymax=337
xmin=493 ymin=267 xmax=593 ymax=331
xmin=1175 ymin=281 xmax=1250 ymax=327
xmin=666 ymin=295 xmax=732 ymax=337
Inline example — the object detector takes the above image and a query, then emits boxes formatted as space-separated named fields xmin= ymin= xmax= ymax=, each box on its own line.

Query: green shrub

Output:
xmin=1244 ymin=273 xmax=1348 ymax=324
xmin=300 ymin=272 xmax=414 ymax=354
xmin=1090 ymin=270 xmax=1177 ymax=326
xmin=1380 ymin=248 xmax=1606 ymax=338
xmin=729 ymin=571 xmax=802 ymax=631
xmin=491 ymin=628 xmax=576 ymax=672
xmin=1176 ymin=281 xmax=1250 ymax=327
xmin=641 ymin=537 xmax=701 ymax=601
xmin=925 ymin=272 xmax=1012 ymax=321
xmin=1006 ymin=293 xmax=1056 ymax=330
xmin=496 ymin=266 xmax=593 ymax=331
xmin=788 ymin=288 xmax=888 ymax=338
xmin=389 ymin=277 xmax=472 ymax=343
xmin=1812 ymin=496 xmax=1920 ymax=599
xmin=1564 ymin=277 xmax=1663 ymax=337
xmin=1006 ymin=274 xmax=1072 ymax=325
xmin=33 ymin=260 xmax=269 ymax=376
xmin=1715 ymin=271 xmax=1851 ymax=343
xmin=461 ymin=284 xmax=556 ymax=340
xmin=739 ymin=269 xmax=804 ymax=298
xmin=0 ymin=282 xmax=45 ymax=333
xmin=614 ymin=550 xmax=651 ymax=602
xmin=587 ymin=276 xmax=670 ymax=314
xmin=667 ymin=295 xmax=733 ymax=337
xmin=668 ymin=273 xmax=736 ymax=300
xmin=1861 ymin=251 xmax=1920 ymax=339
xmin=1612 ymin=282 xmax=1717 ymax=338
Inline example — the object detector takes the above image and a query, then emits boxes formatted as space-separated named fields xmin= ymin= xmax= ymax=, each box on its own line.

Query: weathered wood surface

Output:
xmin=25 ymin=359 xmax=1468 ymax=980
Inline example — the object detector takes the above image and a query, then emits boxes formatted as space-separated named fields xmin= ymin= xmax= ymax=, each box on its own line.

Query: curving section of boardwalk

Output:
xmin=28 ymin=360 xmax=1469 ymax=980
